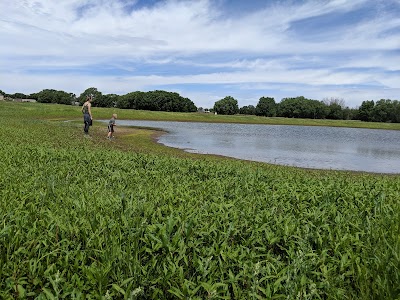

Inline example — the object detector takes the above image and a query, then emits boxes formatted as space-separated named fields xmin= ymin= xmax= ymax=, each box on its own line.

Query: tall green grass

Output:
xmin=1 ymin=102 xmax=399 ymax=299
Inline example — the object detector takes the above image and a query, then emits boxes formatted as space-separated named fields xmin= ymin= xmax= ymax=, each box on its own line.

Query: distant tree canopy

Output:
xmin=213 ymin=96 xmax=239 ymax=115
xmin=2 ymin=86 xmax=399 ymax=122
xmin=237 ymin=96 xmax=361 ymax=121
xmin=277 ymin=96 xmax=327 ymax=119
xmin=239 ymin=105 xmax=256 ymax=115
xmin=3 ymin=87 xmax=197 ymax=113
xmin=36 ymin=89 xmax=76 ymax=105
xmin=9 ymin=92 xmax=29 ymax=99
xmin=358 ymin=100 xmax=375 ymax=122
xmin=323 ymin=97 xmax=346 ymax=120
xmin=116 ymin=90 xmax=197 ymax=112
xmin=99 ymin=94 xmax=119 ymax=108
xmin=358 ymin=99 xmax=400 ymax=123
xmin=78 ymin=87 xmax=103 ymax=106
xmin=77 ymin=87 xmax=120 ymax=108
xmin=231 ymin=94 xmax=400 ymax=123
xmin=256 ymin=97 xmax=277 ymax=117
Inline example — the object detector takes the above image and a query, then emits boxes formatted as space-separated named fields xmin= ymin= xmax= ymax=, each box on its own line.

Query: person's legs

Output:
xmin=84 ymin=114 xmax=90 ymax=134
xmin=107 ymin=125 xmax=112 ymax=138
xmin=84 ymin=121 xmax=90 ymax=134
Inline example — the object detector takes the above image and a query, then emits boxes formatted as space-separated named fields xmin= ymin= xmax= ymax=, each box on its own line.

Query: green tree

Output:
xmin=277 ymin=96 xmax=330 ymax=119
xmin=117 ymin=91 xmax=146 ymax=109
xmin=342 ymin=107 xmax=358 ymax=120
xmin=213 ymin=96 xmax=239 ymax=115
xmin=277 ymin=96 xmax=304 ymax=118
xmin=326 ymin=103 xmax=343 ymax=120
xmin=29 ymin=92 xmax=39 ymax=100
xmin=389 ymin=100 xmax=400 ymax=123
xmin=239 ymin=105 xmax=256 ymax=115
xmin=78 ymin=88 xmax=103 ymax=106
xmin=96 ymin=94 xmax=118 ymax=108
xmin=256 ymin=97 xmax=276 ymax=117
xmin=116 ymin=90 xmax=196 ymax=112
xmin=323 ymin=98 xmax=345 ymax=120
xmin=180 ymin=96 xmax=198 ymax=112
xmin=371 ymin=99 xmax=392 ymax=122
xmin=36 ymin=89 xmax=57 ymax=103
xmin=278 ymin=97 xmax=302 ymax=118
xmin=143 ymin=90 xmax=196 ymax=112
xmin=10 ymin=92 xmax=28 ymax=99
xmin=309 ymin=100 xmax=329 ymax=119
xmin=358 ymin=100 xmax=375 ymax=121
xmin=36 ymin=89 xmax=75 ymax=104
xmin=56 ymin=91 xmax=75 ymax=105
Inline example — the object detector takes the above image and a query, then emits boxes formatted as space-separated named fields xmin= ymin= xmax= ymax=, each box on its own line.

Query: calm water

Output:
xmin=114 ymin=120 xmax=400 ymax=173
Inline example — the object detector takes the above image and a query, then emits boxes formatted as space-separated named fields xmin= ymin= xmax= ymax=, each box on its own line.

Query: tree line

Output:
xmin=0 ymin=88 xmax=197 ymax=113
xmin=212 ymin=96 xmax=400 ymax=123
xmin=1 ymin=88 xmax=399 ymax=123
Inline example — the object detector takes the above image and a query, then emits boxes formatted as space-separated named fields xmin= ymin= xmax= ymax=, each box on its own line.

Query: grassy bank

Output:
xmin=1 ymin=101 xmax=399 ymax=299
xmin=4 ymin=101 xmax=400 ymax=130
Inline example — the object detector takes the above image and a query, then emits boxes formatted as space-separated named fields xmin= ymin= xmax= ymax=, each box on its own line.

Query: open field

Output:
xmin=4 ymin=101 xmax=400 ymax=130
xmin=1 ymin=101 xmax=399 ymax=299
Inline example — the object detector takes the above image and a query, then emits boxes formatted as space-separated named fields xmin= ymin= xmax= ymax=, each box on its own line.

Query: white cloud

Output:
xmin=0 ymin=0 xmax=399 ymax=108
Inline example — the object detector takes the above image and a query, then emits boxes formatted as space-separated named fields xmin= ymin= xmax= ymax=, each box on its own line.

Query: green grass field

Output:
xmin=1 ymin=101 xmax=399 ymax=299
xmin=8 ymin=101 xmax=400 ymax=130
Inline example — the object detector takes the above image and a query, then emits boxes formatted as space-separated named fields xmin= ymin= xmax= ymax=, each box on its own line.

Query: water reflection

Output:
xmin=114 ymin=120 xmax=400 ymax=173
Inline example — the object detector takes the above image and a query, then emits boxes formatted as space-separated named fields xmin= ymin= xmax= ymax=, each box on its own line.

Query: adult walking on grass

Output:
xmin=82 ymin=95 xmax=93 ymax=136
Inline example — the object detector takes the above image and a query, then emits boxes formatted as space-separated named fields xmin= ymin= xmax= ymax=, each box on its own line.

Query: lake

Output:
xmin=113 ymin=120 xmax=400 ymax=174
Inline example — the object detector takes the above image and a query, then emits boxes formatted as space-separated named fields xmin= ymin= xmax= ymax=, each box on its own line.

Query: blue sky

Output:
xmin=1 ymin=0 xmax=399 ymax=109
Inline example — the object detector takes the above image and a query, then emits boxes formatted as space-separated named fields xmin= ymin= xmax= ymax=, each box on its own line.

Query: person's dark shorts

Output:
xmin=108 ymin=125 xmax=114 ymax=133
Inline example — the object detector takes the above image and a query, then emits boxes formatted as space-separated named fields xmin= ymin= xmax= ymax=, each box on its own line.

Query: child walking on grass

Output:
xmin=107 ymin=114 xmax=117 ymax=139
